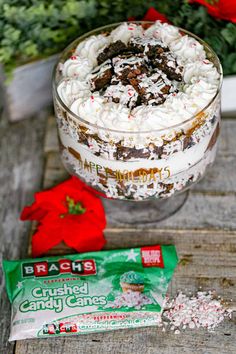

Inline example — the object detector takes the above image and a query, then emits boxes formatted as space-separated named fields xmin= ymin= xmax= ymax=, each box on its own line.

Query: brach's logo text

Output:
xmin=22 ymin=259 xmax=96 ymax=277
xmin=141 ymin=246 xmax=164 ymax=268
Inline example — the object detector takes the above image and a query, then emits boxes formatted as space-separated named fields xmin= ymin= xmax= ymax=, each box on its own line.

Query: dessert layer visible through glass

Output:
xmin=53 ymin=21 xmax=222 ymax=212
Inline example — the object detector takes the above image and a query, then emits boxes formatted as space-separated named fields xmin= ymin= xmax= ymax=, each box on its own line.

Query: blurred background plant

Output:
xmin=0 ymin=0 xmax=236 ymax=77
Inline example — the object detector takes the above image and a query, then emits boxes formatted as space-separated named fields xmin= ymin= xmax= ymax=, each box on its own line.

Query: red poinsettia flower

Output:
xmin=189 ymin=0 xmax=236 ymax=23
xmin=21 ymin=177 xmax=106 ymax=257
xmin=142 ymin=7 xmax=169 ymax=23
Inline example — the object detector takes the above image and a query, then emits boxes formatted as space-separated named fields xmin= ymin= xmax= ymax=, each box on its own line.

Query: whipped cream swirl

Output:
xmin=62 ymin=55 xmax=93 ymax=79
xmin=75 ymin=35 xmax=110 ymax=66
xmin=170 ymin=35 xmax=206 ymax=62
xmin=57 ymin=79 xmax=91 ymax=106
xmin=110 ymin=22 xmax=144 ymax=45
xmin=145 ymin=22 xmax=181 ymax=46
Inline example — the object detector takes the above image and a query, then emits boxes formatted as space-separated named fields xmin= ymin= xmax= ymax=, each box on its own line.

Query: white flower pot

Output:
xmin=222 ymin=75 xmax=236 ymax=115
xmin=0 ymin=54 xmax=59 ymax=122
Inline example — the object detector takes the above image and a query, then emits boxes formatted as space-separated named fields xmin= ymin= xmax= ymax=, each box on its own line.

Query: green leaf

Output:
xmin=221 ymin=23 xmax=236 ymax=46
xmin=223 ymin=52 xmax=236 ymax=75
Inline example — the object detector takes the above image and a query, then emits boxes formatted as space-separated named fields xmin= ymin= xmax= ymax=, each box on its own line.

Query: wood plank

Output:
xmin=103 ymin=193 xmax=236 ymax=229
xmin=47 ymin=228 xmax=236 ymax=252
xmin=37 ymin=229 xmax=236 ymax=305
xmin=219 ymin=119 xmax=236 ymax=155
xmin=193 ymin=154 xmax=236 ymax=193
xmin=43 ymin=152 xmax=68 ymax=189
xmin=15 ymin=318 xmax=236 ymax=354
xmin=0 ymin=111 xmax=47 ymax=354
xmin=44 ymin=115 xmax=59 ymax=153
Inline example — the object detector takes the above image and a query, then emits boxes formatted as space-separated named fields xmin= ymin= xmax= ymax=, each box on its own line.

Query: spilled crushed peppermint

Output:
xmin=162 ymin=290 xmax=233 ymax=333
xmin=103 ymin=289 xmax=233 ymax=333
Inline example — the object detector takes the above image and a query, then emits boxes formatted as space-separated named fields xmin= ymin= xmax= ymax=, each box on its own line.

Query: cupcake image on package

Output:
xmin=120 ymin=271 xmax=145 ymax=293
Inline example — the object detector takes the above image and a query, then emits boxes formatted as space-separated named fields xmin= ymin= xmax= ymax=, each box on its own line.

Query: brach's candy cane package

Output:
xmin=3 ymin=245 xmax=178 ymax=340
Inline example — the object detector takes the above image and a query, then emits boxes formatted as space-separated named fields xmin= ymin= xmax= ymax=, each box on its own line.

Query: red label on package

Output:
xmin=71 ymin=259 xmax=96 ymax=276
xmin=47 ymin=324 xmax=56 ymax=334
xmin=141 ymin=246 xmax=164 ymax=268
xmin=59 ymin=322 xmax=77 ymax=333
xmin=59 ymin=259 xmax=72 ymax=273
xmin=34 ymin=262 xmax=48 ymax=276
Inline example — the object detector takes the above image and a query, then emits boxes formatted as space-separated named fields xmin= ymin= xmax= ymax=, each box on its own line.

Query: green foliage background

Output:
xmin=0 ymin=0 xmax=235 ymax=75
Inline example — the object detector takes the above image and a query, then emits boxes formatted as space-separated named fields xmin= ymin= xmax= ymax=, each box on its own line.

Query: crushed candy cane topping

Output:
xmin=162 ymin=291 xmax=233 ymax=332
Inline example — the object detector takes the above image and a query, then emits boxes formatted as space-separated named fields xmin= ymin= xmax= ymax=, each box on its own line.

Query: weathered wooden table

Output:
xmin=0 ymin=113 xmax=236 ymax=354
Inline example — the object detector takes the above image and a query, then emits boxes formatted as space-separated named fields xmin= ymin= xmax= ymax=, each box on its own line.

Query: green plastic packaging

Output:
xmin=3 ymin=245 xmax=178 ymax=340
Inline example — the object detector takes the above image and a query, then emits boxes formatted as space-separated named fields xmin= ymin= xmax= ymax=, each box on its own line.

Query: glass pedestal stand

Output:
xmin=103 ymin=190 xmax=189 ymax=225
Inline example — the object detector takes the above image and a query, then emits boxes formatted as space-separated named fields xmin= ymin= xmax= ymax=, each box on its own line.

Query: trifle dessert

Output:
xmin=53 ymin=21 xmax=222 ymax=201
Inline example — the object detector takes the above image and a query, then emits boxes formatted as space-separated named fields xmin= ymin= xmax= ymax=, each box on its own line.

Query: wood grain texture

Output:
xmin=15 ymin=321 xmax=236 ymax=354
xmin=15 ymin=116 xmax=236 ymax=354
xmin=41 ymin=228 xmax=236 ymax=306
xmin=0 ymin=111 xmax=47 ymax=354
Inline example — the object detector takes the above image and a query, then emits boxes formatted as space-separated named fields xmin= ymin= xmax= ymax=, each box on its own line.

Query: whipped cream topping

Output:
xmin=57 ymin=79 xmax=90 ymax=106
xmin=145 ymin=22 xmax=181 ymax=46
xmin=183 ymin=60 xmax=219 ymax=85
xmin=110 ymin=22 xmax=144 ymax=45
xmin=70 ymin=92 xmax=104 ymax=124
xmin=75 ymin=34 xmax=110 ymax=66
xmin=170 ymin=35 xmax=206 ymax=62
xmin=70 ymin=93 xmax=138 ymax=131
xmin=185 ymin=80 xmax=219 ymax=109
xmin=62 ymin=55 xmax=93 ymax=79
xmin=58 ymin=21 xmax=220 ymax=133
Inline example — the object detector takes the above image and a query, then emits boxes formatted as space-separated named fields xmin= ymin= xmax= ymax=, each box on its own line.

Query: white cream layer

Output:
xmin=59 ymin=127 xmax=215 ymax=178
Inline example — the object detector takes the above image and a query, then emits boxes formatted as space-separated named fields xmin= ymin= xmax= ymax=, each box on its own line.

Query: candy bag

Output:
xmin=3 ymin=245 xmax=178 ymax=340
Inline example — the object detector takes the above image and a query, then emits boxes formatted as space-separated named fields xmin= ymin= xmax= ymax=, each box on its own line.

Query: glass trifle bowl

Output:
xmin=52 ymin=21 xmax=222 ymax=222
